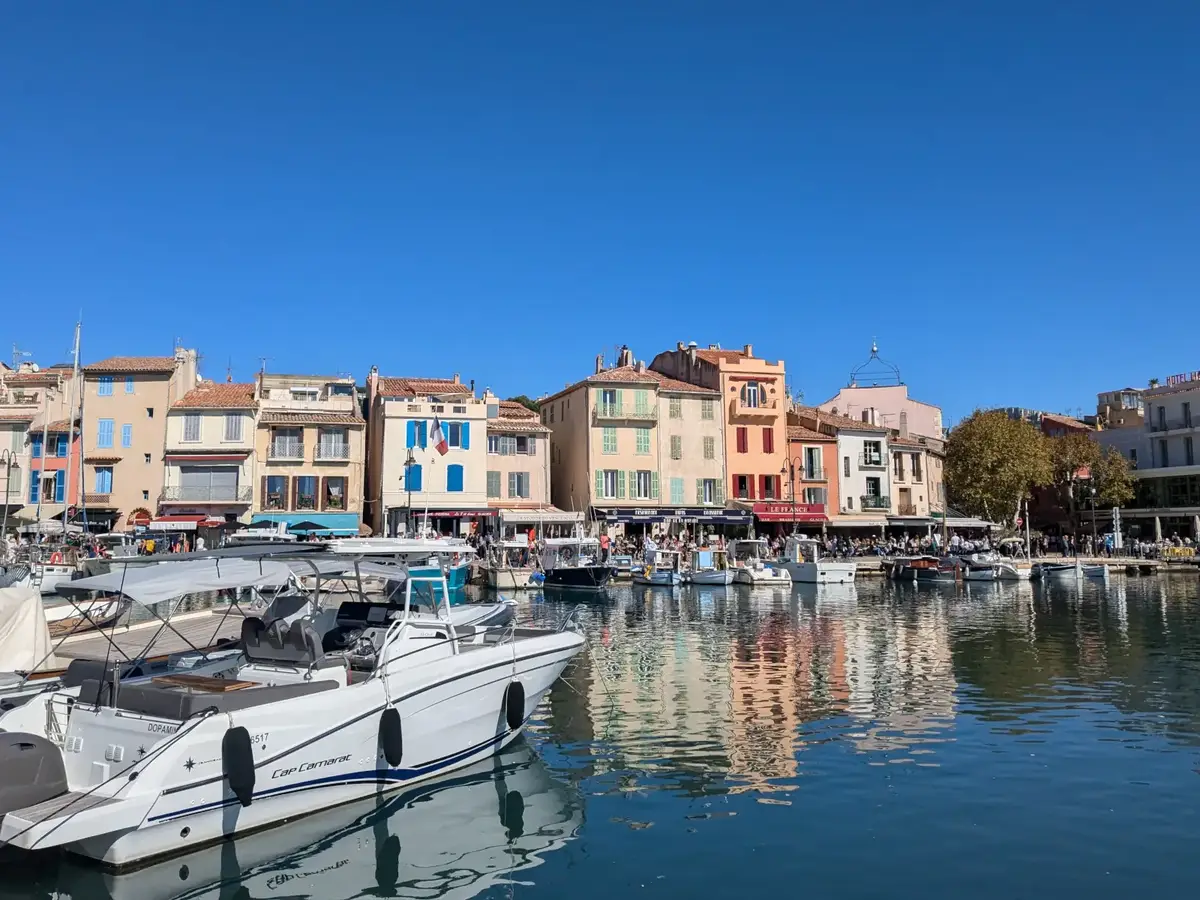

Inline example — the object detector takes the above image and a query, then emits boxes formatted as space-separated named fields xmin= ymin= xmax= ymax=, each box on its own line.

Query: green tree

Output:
xmin=944 ymin=411 xmax=1052 ymax=524
xmin=506 ymin=395 xmax=541 ymax=413
xmin=1093 ymin=446 xmax=1135 ymax=508
xmin=1048 ymin=432 xmax=1099 ymax=538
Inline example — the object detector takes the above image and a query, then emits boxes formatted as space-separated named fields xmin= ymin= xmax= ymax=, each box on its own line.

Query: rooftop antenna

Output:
xmin=226 ymin=356 xmax=234 ymax=383
xmin=848 ymin=338 xmax=902 ymax=387
xmin=258 ymin=356 xmax=272 ymax=375
xmin=11 ymin=344 xmax=32 ymax=370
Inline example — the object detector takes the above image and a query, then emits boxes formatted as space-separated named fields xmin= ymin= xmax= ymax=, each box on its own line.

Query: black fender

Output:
xmin=503 ymin=681 xmax=525 ymax=731
xmin=223 ymin=727 xmax=255 ymax=807
xmin=380 ymin=706 xmax=403 ymax=766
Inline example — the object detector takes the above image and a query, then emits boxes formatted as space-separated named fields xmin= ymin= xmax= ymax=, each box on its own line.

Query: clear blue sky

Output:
xmin=3 ymin=2 xmax=1197 ymax=424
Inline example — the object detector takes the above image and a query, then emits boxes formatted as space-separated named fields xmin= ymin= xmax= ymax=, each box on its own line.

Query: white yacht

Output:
xmin=730 ymin=539 xmax=791 ymax=586
xmin=0 ymin=569 xmax=584 ymax=867
xmin=780 ymin=536 xmax=856 ymax=584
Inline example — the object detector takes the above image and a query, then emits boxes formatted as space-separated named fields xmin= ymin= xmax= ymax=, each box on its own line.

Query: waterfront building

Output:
xmin=771 ymin=421 xmax=836 ymax=533
xmin=486 ymin=401 xmax=579 ymax=537
xmin=819 ymin=342 xmax=944 ymax=438
xmin=158 ymin=382 xmax=258 ymax=531
xmin=648 ymin=342 xmax=783 ymax=530
xmin=791 ymin=405 xmax=891 ymax=532
xmin=79 ymin=351 xmax=199 ymax=532
xmin=364 ymin=371 xmax=497 ymax=537
xmin=544 ymin=347 xmax=744 ymax=533
xmin=1121 ymin=374 xmax=1200 ymax=540
xmin=1095 ymin=387 xmax=1144 ymax=430
xmin=251 ymin=372 xmax=366 ymax=536
xmin=887 ymin=431 xmax=945 ymax=528
xmin=0 ymin=364 xmax=80 ymax=527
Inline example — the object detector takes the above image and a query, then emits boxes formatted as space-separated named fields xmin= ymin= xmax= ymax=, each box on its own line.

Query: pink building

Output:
xmin=818 ymin=343 xmax=944 ymax=439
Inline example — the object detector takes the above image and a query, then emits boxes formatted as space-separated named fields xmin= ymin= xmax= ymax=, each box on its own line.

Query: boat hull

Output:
xmin=732 ymin=566 xmax=792 ymax=586
xmin=631 ymin=570 xmax=681 ymax=587
xmin=541 ymin=566 xmax=613 ymax=590
xmin=783 ymin=561 xmax=857 ymax=584
xmin=485 ymin=567 xmax=540 ymax=590
xmin=686 ymin=569 xmax=734 ymax=586
xmin=996 ymin=562 xmax=1032 ymax=581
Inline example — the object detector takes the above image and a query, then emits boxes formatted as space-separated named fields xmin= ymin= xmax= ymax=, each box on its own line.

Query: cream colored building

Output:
xmin=485 ymin=401 xmax=577 ymax=536
xmin=888 ymin=432 xmax=945 ymax=522
xmin=160 ymin=382 xmax=258 ymax=527
xmin=0 ymin=364 xmax=79 ymax=527
xmin=543 ymin=348 xmax=733 ymax=532
xmin=252 ymin=373 xmax=366 ymax=536
xmin=80 ymin=351 xmax=199 ymax=531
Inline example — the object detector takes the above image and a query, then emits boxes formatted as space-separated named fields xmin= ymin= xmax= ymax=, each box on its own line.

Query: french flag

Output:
xmin=431 ymin=416 xmax=449 ymax=455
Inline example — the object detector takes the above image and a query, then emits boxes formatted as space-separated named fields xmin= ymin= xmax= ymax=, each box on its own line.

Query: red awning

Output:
xmin=421 ymin=510 xmax=497 ymax=518
xmin=751 ymin=502 xmax=828 ymax=523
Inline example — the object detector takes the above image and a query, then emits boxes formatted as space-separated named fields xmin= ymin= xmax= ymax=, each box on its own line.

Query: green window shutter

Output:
xmin=696 ymin=478 xmax=704 ymax=504
xmin=651 ymin=472 xmax=660 ymax=500
xmin=615 ymin=389 xmax=624 ymax=415
xmin=595 ymin=469 xmax=604 ymax=497
xmin=617 ymin=469 xmax=626 ymax=499
xmin=715 ymin=479 xmax=725 ymax=504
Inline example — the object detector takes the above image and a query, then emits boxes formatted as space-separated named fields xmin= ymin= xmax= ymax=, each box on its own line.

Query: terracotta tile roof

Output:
xmin=45 ymin=419 xmax=80 ymax=433
xmin=0 ymin=410 xmax=37 ymax=421
xmin=259 ymin=411 xmax=363 ymax=426
xmin=84 ymin=453 xmax=124 ymax=463
xmin=544 ymin=366 xmax=719 ymax=404
xmin=172 ymin=383 xmax=257 ymax=410
xmin=84 ymin=356 xmax=178 ymax=374
xmin=1041 ymin=413 xmax=1094 ymax=431
xmin=787 ymin=425 xmax=834 ymax=442
xmin=888 ymin=435 xmax=927 ymax=448
xmin=694 ymin=348 xmax=748 ymax=364
xmin=651 ymin=372 xmax=720 ymax=395
xmin=489 ymin=419 xmax=551 ymax=435
xmin=0 ymin=371 xmax=70 ymax=385
xmin=794 ymin=405 xmax=890 ymax=433
xmin=498 ymin=400 xmax=538 ymax=418
xmin=377 ymin=376 xmax=470 ymax=398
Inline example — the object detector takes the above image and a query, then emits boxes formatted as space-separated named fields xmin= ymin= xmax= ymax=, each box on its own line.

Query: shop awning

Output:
xmin=496 ymin=508 xmax=584 ymax=526
xmin=596 ymin=506 xmax=753 ymax=525
xmin=413 ymin=509 xmax=496 ymax=519
xmin=149 ymin=514 xmax=207 ymax=531
xmin=250 ymin=512 xmax=363 ymax=535
xmin=827 ymin=515 xmax=888 ymax=528
xmin=887 ymin=516 xmax=935 ymax=526
xmin=750 ymin=502 xmax=828 ymax=523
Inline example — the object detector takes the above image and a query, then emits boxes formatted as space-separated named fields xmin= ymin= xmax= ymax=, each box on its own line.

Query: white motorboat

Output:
xmin=730 ymin=539 xmax=792 ymax=586
xmin=962 ymin=564 xmax=999 ymax=581
xmin=481 ymin=539 xmax=541 ymax=590
xmin=996 ymin=560 xmax=1033 ymax=581
xmin=0 ymin=569 xmax=584 ymax=867
xmin=780 ymin=536 xmax=856 ymax=585
xmin=328 ymin=537 xmax=476 ymax=592
xmin=0 ymin=546 xmax=80 ymax=596
xmin=631 ymin=549 xmax=683 ymax=587
xmin=685 ymin=548 xmax=734 ymax=585
xmin=33 ymin=743 xmax=581 ymax=900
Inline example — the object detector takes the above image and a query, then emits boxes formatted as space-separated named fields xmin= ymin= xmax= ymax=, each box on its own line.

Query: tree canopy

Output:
xmin=944 ymin=411 xmax=1052 ymax=524
xmin=506 ymin=395 xmax=541 ymax=413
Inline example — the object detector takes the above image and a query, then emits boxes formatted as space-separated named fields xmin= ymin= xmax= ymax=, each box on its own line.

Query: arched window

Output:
xmin=740 ymin=381 xmax=760 ymax=408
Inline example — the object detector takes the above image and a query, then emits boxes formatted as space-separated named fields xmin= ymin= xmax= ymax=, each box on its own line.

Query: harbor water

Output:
xmin=5 ymin=575 xmax=1200 ymax=899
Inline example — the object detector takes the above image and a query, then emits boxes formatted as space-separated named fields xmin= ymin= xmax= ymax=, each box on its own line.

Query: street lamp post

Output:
xmin=1089 ymin=480 xmax=1099 ymax=555
xmin=1 ymin=449 xmax=15 ymax=550
xmin=781 ymin=454 xmax=805 ymax=534
xmin=403 ymin=448 xmax=416 ymax=537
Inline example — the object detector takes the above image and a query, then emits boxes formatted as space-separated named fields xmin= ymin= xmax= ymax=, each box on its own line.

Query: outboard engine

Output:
xmin=0 ymin=732 xmax=68 ymax=817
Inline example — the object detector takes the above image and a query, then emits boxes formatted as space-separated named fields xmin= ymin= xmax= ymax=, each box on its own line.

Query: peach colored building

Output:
xmin=650 ymin=342 xmax=787 ymax=511
xmin=80 ymin=351 xmax=199 ymax=532
xmin=776 ymin=422 xmax=837 ymax=532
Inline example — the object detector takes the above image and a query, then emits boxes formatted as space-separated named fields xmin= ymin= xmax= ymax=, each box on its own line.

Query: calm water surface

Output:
xmin=6 ymin=575 xmax=1200 ymax=899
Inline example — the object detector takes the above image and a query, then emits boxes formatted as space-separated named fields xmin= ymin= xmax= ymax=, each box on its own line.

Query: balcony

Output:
xmin=315 ymin=443 xmax=351 ymax=461
xmin=592 ymin=404 xmax=658 ymax=424
xmin=83 ymin=493 xmax=111 ymax=506
xmin=161 ymin=485 xmax=253 ymax=504
xmin=861 ymin=494 xmax=891 ymax=510
xmin=858 ymin=453 xmax=886 ymax=469
xmin=730 ymin=397 xmax=778 ymax=418
xmin=801 ymin=466 xmax=824 ymax=481
xmin=898 ymin=503 xmax=918 ymax=516
xmin=268 ymin=441 xmax=305 ymax=460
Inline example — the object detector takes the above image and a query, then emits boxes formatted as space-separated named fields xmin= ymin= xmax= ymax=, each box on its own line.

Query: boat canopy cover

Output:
xmin=353 ymin=561 xmax=410 ymax=581
xmin=57 ymin=558 xmax=294 ymax=606
xmin=0 ymin=586 xmax=58 ymax=672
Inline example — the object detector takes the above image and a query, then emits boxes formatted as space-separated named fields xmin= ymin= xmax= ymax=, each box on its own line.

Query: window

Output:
xmin=93 ymin=466 xmax=113 ymax=494
xmin=120 ymin=424 xmax=132 ymax=449
xmin=698 ymin=477 xmax=721 ymax=505
xmin=405 ymin=421 xmax=428 ymax=449
xmin=846 ymin=495 xmax=854 ymax=510
xmin=142 ymin=490 xmax=149 ymax=500
xmin=318 ymin=428 xmax=348 ymax=459
xmin=144 ymin=453 xmax=152 ymax=464
xmin=51 ymin=433 xmax=67 ymax=457
xmin=486 ymin=471 xmax=501 ymax=498
xmin=669 ymin=397 xmax=682 ymax=419
xmin=452 ymin=405 xmax=466 ymax=414
xmin=97 ymin=419 xmax=115 ymax=449
xmin=446 ymin=421 xmax=467 ymax=449
xmin=488 ymin=435 xmax=500 ymax=455
xmin=597 ymin=469 xmax=622 ymax=500
xmin=893 ymin=453 xmax=905 ymax=480
xmin=804 ymin=487 xmax=827 ymax=506
xmin=31 ymin=434 xmax=43 ymax=458
xmin=265 ymin=475 xmax=288 ymax=509
xmin=507 ymin=472 xmax=530 ymax=498
xmin=863 ymin=441 xmax=883 ymax=465
xmin=295 ymin=475 xmax=318 ymax=510
xmin=446 ymin=464 xmax=464 ymax=492
xmin=701 ymin=398 xmax=714 ymax=420
xmin=636 ymin=428 xmax=651 ymax=455
xmin=1159 ymin=439 xmax=1169 ymax=467
xmin=97 ymin=376 xmax=113 ymax=397
xmin=431 ymin=404 xmax=445 ymax=414
xmin=670 ymin=477 xmax=684 ymax=504
xmin=515 ymin=435 xmax=531 ymax=454
xmin=844 ymin=456 xmax=850 ymax=477
xmin=602 ymin=427 xmax=618 ymax=455
xmin=1130 ymin=448 xmax=1138 ymax=466
xmin=224 ymin=413 xmax=243 ymax=442
xmin=182 ymin=414 xmax=201 ymax=443
xmin=704 ymin=436 xmax=715 ymax=460
xmin=406 ymin=463 xmax=423 ymax=492
xmin=736 ymin=427 xmax=748 ymax=454
xmin=734 ymin=474 xmax=752 ymax=500
xmin=804 ymin=447 xmax=821 ymax=479
xmin=740 ymin=382 xmax=760 ymax=408
xmin=633 ymin=470 xmax=658 ymax=500
xmin=1186 ymin=436 xmax=1195 ymax=467
xmin=759 ymin=475 xmax=778 ymax=499
xmin=547 ymin=406 xmax=555 ymax=424
xmin=600 ymin=389 xmax=619 ymax=415
xmin=911 ymin=454 xmax=923 ymax=482
xmin=670 ymin=435 xmax=682 ymax=459
xmin=124 ymin=376 xmax=134 ymax=394
xmin=146 ymin=407 xmax=154 ymax=418
xmin=28 ymin=468 xmax=39 ymax=503
xmin=865 ymin=477 xmax=882 ymax=498
xmin=762 ymin=427 xmax=774 ymax=454
xmin=1157 ymin=406 xmax=1165 ymax=430
xmin=634 ymin=391 xmax=650 ymax=416
xmin=1185 ymin=402 xmax=1193 ymax=428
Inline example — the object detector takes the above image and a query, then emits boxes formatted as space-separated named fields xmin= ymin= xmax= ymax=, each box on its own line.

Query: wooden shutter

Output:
xmin=696 ymin=478 xmax=703 ymax=504
xmin=715 ymin=479 xmax=725 ymax=504
xmin=260 ymin=475 xmax=268 ymax=509
xmin=762 ymin=428 xmax=773 ymax=454
xmin=615 ymin=389 xmax=624 ymax=415
xmin=595 ymin=469 xmax=603 ymax=498
xmin=747 ymin=475 xmax=755 ymax=500
xmin=651 ymin=472 xmax=660 ymax=500
xmin=617 ymin=470 xmax=626 ymax=499
xmin=55 ymin=470 xmax=65 ymax=503
xmin=319 ymin=477 xmax=328 ymax=510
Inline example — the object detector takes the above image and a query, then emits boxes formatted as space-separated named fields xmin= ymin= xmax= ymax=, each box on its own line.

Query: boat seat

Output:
xmin=77 ymin=678 xmax=338 ymax=720
xmin=242 ymin=618 xmax=341 ymax=669
xmin=61 ymin=658 xmax=143 ymax=689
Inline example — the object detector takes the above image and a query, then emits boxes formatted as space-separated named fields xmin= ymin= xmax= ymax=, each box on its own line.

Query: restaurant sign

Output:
xmin=751 ymin=502 xmax=827 ymax=522
xmin=598 ymin=507 xmax=753 ymax=524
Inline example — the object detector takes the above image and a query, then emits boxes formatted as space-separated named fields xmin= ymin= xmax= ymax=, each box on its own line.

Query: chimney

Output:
xmin=677 ymin=341 xmax=685 ymax=351
xmin=618 ymin=346 xmax=634 ymax=368
xmin=453 ymin=373 xmax=460 ymax=384
xmin=743 ymin=343 xmax=753 ymax=357
xmin=899 ymin=411 xmax=909 ymax=437
xmin=470 ymin=378 xmax=475 ymax=393
xmin=595 ymin=354 xmax=605 ymax=375
xmin=636 ymin=360 xmax=646 ymax=374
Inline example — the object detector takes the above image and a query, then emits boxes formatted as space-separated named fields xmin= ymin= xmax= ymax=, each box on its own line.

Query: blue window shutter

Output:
xmin=448 ymin=464 xmax=463 ymax=492
xmin=121 ymin=424 xmax=132 ymax=448
xmin=125 ymin=376 xmax=134 ymax=394
xmin=31 ymin=434 xmax=42 ymax=458
xmin=56 ymin=433 xmax=68 ymax=457
xmin=409 ymin=464 xmax=422 ymax=492
xmin=94 ymin=469 xmax=102 ymax=493
xmin=55 ymin=470 xmax=65 ymax=503
xmin=461 ymin=421 xmax=470 ymax=450
xmin=406 ymin=421 xmax=415 ymax=448
xmin=419 ymin=421 xmax=428 ymax=448
xmin=97 ymin=419 xmax=114 ymax=449
xmin=29 ymin=469 xmax=39 ymax=503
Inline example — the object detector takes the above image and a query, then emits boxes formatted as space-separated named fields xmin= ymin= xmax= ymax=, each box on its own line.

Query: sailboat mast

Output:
xmin=34 ymin=388 xmax=50 ymax=530
xmin=61 ymin=321 xmax=81 ymax=529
